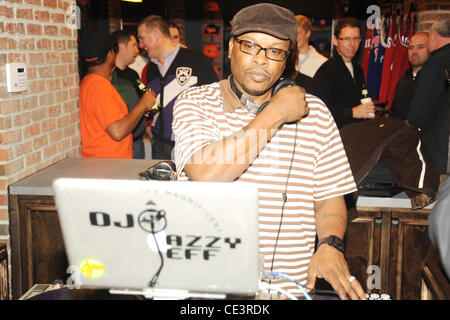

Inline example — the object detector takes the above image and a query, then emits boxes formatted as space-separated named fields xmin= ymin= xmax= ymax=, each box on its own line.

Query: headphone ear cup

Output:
xmin=166 ymin=161 xmax=176 ymax=173
xmin=148 ymin=161 xmax=177 ymax=180
xmin=256 ymin=79 xmax=298 ymax=114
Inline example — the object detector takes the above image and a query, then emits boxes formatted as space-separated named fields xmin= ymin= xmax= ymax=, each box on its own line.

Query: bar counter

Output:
xmin=9 ymin=158 xmax=160 ymax=196
xmin=9 ymin=158 xmax=433 ymax=210
xmin=7 ymin=158 xmax=443 ymax=299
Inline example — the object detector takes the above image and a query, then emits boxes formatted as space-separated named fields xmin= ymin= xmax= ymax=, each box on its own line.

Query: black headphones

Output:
xmin=139 ymin=161 xmax=177 ymax=181
xmin=229 ymin=75 xmax=297 ymax=114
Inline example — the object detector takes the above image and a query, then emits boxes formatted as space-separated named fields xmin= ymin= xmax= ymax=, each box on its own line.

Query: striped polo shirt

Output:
xmin=172 ymin=79 xmax=357 ymax=294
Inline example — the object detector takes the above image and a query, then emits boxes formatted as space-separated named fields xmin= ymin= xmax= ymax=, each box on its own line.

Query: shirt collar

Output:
xmin=151 ymin=42 xmax=180 ymax=67
xmin=305 ymin=45 xmax=317 ymax=59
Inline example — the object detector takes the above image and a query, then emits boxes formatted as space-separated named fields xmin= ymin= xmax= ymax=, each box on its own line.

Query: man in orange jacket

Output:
xmin=79 ymin=30 xmax=156 ymax=159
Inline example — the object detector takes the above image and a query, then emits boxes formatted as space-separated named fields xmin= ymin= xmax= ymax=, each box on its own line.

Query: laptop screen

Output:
xmin=53 ymin=178 xmax=260 ymax=296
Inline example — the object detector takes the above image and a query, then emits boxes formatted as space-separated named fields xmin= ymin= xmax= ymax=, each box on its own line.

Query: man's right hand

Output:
xmin=352 ymin=101 xmax=375 ymax=119
xmin=265 ymin=85 xmax=309 ymax=123
xmin=184 ymin=85 xmax=308 ymax=182
xmin=106 ymin=90 xmax=156 ymax=142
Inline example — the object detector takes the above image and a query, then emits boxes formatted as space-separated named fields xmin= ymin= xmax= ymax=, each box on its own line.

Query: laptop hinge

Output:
xmin=109 ymin=288 xmax=226 ymax=300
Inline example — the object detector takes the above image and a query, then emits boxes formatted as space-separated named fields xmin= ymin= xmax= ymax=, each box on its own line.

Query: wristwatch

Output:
xmin=317 ymin=235 xmax=345 ymax=254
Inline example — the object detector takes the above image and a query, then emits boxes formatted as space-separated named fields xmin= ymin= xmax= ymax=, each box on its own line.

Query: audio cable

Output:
xmin=259 ymin=282 xmax=298 ymax=300
xmin=262 ymin=270 xmax=312 ymax=300
xmin=268 ymin=121 xmax=299 ymax=296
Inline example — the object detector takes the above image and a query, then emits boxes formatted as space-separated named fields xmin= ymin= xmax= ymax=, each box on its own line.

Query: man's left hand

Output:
xmin=305 ymin=245 xmax=367 ymax=300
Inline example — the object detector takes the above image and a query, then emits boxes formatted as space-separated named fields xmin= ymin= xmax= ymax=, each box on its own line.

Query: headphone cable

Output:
xmin=268 ymin=121 xmax=299 ymax=295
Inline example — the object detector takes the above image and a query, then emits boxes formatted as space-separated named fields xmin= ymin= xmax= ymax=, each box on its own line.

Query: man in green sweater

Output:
xmin=110 ymin=30 xmax=148 ymax=159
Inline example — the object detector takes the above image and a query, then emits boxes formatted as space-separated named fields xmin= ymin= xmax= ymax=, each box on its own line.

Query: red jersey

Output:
xmin=361 ymin=27 xmax=373 ymax=83
xmin=385 ymin=13 xmax=415 ymax=109
xmin=378 ymin=17 xmax=395 ymax=104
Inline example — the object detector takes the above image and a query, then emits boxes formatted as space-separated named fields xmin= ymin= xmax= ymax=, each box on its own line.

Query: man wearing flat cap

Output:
xmin=172 ymin=3 xmax=365 ymax=300
xmin=79 ymin=30 xmax=156 ymax=159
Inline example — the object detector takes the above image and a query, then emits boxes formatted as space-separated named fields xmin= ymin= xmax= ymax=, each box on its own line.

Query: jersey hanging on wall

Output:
xmin=361 ymin=27 xmax=373 ymax=83
xmin=385 ymin=13 xmax=415 ymax=109
xmin=378 ymin=17 xmax=395 ymax=105
xmin=366 ymin=27 xmax=386 ymax=99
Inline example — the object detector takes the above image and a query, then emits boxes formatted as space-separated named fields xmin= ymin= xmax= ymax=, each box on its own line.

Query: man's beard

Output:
xmin=410 ymin=59 xmax=424 ymax=69
xmin=241 ymin=82 xmax=273 ymax=97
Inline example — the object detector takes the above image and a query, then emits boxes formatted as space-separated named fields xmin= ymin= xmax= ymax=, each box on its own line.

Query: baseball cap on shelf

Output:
xmin=79 ymin=30 xmax=113 ymax=63
xmin=231 ymin=3 xmax=298 ymax=43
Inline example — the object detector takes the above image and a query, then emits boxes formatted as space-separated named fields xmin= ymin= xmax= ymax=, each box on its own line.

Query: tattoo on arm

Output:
xmin=318 ymin=212 xmax=347 ymax=228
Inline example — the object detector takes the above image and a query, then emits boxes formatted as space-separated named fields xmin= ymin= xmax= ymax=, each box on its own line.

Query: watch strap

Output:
xmin=317 ymin=235 xmax=345 ymax=253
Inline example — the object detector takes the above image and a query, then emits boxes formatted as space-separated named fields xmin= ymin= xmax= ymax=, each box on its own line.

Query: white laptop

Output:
xmin=52 ymin=178 xmax=260 ymax=299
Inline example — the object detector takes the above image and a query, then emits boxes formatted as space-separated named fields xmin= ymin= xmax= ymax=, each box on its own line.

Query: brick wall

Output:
xmin=108 ymin=0 xmax=121 ymax=34
xmin=0 ymin=0 xmax=81 ymax=240
xmin=415 ymin=0 xmax=450 ymax=32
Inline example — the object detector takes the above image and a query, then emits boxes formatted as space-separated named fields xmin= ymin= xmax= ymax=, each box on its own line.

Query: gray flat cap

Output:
xmin=231 ymin=3 xmax=298 ymax=43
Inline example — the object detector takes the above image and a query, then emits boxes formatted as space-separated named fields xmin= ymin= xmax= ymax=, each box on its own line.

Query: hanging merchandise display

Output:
xmin=362 ymin=4 xmax=416 ymax=110
xmin=203 ymin=44 xmax=219 ymax=59
xmin=361 ymin=27 xmax=373 ymax=83
xmin=385 ymin=12 xmax=415 ymax=109
xmin=204 ymin=23 xmax=220 ymax=37
xmin=378 ymin=16 xmax=395 ymax=105
xmin=201 ymin=0 xmax=223 ymax=79
xmin=366 ymin=27 xmax=386 ymax=99
xmin=204 ymin=0 xmax=220 ymax=12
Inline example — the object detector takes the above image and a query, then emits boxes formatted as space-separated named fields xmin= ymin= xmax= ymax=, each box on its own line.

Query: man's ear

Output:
xmin=106 ymin=49 xmax=116 ymax=63
xmin=428 ymin=29 xmax=437 ymax=48
xmin=117 ymin=42 xmax=126 ymax=53
xmin=306 ymin=29 xmax=312 ymax=40
xmin=332 ymin=35 xmax=338 ymax=48
xmin=228 ymin=37 xmax=234 ymax=59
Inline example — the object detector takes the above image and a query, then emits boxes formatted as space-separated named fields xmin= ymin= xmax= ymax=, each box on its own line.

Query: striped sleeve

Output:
xmin=172 ymin=83 xmax=222 ymax=175
xmin=308 ymin=96 xmax=357 ymax=200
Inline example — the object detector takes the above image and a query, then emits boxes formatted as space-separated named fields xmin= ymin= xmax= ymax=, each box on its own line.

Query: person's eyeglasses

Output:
xmin=234 ymin=38 xmax=289 ymax=62
xmin=338 ymin=36 xmax=362 ymax=43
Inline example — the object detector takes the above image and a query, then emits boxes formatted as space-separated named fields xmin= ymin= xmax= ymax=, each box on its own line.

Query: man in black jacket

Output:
xmin=407 ymin=18 xmax=450 ymax=131
xmin=324 ymin=22 xmax=441 ymax=209
xmin=408 ymin=18 xmax=450 ymax=174
xmin=137 ymin=15 xmax=218 ymax=160
xmin=390 ymin=33 xmax=429 ymax=120
xmin=314 ymin=18 xmax=375 ymax=128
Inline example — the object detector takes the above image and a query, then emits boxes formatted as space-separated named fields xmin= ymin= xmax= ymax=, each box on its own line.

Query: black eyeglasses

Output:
xmin=234 ymin=38 xmax=289 ymax=62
